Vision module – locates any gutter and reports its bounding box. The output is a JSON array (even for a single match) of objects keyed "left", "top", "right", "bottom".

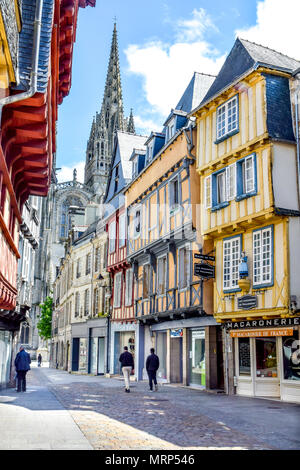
[{"left": 0, "top": 0, "right": 43, "bottom": 128}]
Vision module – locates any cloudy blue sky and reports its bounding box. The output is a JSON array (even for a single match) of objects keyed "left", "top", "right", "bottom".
[{"left": 56, "top": 0, "right": 299, "bottom": 182}]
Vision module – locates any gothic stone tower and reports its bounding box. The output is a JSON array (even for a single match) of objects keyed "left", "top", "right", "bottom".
[{"left": 84, "top": 23, "right": 135, "bottom": 200}]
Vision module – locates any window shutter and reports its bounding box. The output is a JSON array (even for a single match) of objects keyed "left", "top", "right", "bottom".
[
  {"left": 245, "top": 156, "right": 254, "bottom": 193},
  {"left": 125, "top": 269, "right": 133, "bottom": 306},
  {"left": 109, "top": 221, "right": 116, "bottom": 253},
  {"left": 204, "top": 176, "right": 212, "bottom": 209},
  {"left": 226, "top": 163, "right": 236, "bottom": 201}
]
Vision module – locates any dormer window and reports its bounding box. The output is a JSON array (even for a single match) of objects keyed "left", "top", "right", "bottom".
[
  {"left": 114, "top": 165, "right": 119, "bottom": 192},
  {"left": 132, "top": 157, "right": 138, "bottom": 178},
  {"left": 147, "top": 141, "right": 154, "bottom": 162},
  {"left": 167, "top": 118, "right": 176, "bottom": 140}
]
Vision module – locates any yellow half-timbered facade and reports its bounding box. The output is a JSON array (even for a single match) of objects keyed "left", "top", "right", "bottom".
[
  {"left": 125, "top": 73, "right": 225, "bottom": 390},
  {"left": 193, "top": 38, "right": 300, "bottom": 402}
]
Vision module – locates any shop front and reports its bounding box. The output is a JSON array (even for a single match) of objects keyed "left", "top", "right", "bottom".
[
  {"left": 0, "top": 330, "right": 13, "bottom": 389},
  {"left": 71, "top": 318, "right": 107, "bottom": 374},
  {"left": 226, "top": 317, "right": 300, "bottom": 403},
  {"left": 109, "top": 321, "right": 140, "bottom": 377},
  {"left": 150, "top": 317, "right": 223, "bottom": 390}
]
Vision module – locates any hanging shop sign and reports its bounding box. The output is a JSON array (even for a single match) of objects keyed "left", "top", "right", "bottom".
[
  {"left": 194, "top": 262, "right": 215, "bottom": 279},
  {"left": 230, "top": 328, "right": 294, "bottom": 338},
  {"left": 194, "top": 253, "right": 215, "bottom": 262},
  {"left": 237, "top": 295, "right": 258, "bottom": 310},
  {"left": 171, "top": 329, "right": 183, "bottom": 338},
  {"left": 225, "top": 317, "right": 300, "bottom": 330}
]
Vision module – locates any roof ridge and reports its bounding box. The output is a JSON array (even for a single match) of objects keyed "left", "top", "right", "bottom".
[
  {"left": 194, "top": 71, "right": 217, "bottom": 78},
  {"left": 239, "top": 37, "right": 300, "bottom": 64}
]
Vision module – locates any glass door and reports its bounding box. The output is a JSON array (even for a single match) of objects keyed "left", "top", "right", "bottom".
[
  {"left": 254, "top": 337, "right": 280, "bottom": 397},
  {"left": 97, "top": 337, "right": 105, "bottom": 375},
  {"left": 189, "top": 329, "right": 206, "bottom": 388}
]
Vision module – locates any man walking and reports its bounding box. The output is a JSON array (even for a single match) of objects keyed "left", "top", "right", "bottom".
[
  {"left": 37, "top": 353, "right": 42, "bottom": 367},
  {"left": 119, "top": 346, "right": 134, "bottom": 393},
  {"left": 14, "top": 346, "right": 31, "bottom": 392},
  {"left": 146, "top": 348, "right": 159, "bottom": 392}
]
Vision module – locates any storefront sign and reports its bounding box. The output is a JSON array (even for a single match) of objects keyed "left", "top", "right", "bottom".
[
  {"left": 225, "top": 317, "right": 300, "bottom": 330},
  {"left": 237, "top": 295, "right": 258, "bottom": 310},
  {"left": 194, "top": 253, "right": 215, "bottom": 262},
  {"left": 230, "top": 328, "right": 294, "bottom": 338},
  {"left": 171, "top": 329, "right": 183, "bottom": 337},
  {"left": 194, "top": 262, "right": 215, "bottom": 279}
]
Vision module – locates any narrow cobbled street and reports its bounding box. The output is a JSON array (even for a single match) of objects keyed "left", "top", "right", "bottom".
[{"left": 0, "top": 364, "right": 299, "bottom": 450}]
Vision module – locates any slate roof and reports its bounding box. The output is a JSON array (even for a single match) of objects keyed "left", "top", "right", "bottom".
[
  {"left": 104, "top": 131, "right": 147, "bottom": 206},
  {"left": 199, "top": 38, "right": 300, "bottom": 108},
  {"left": 13, "top": 0, "right": 54, "bottom": 93},
  {"left": 175, "top": 72, "right": 216, "bottom": 113},
  {"left": 116, "top": 132, "right": 147, "bottom": 180}
]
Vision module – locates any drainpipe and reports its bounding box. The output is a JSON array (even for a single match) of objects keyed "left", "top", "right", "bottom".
[
  {"left": 0, "top": 0, "right": 44, "bottom": 127},
  {"left": 183, "top": 121, "right": 196, "bottom": 161}
]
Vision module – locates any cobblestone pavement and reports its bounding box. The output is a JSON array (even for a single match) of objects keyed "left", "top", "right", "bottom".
[
  {"left": 4, "top": 366, "right": 299, "bottom": 451},
  {"left": 35, "top": 368, "right": 279, "bottom": 450}
]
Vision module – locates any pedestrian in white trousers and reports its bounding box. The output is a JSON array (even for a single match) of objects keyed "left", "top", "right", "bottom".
[{"left": 119, "top": 346, "right": 134, "bottom": 393}]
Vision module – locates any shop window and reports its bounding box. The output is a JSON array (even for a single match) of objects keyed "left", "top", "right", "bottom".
[
  {"left": 238, "top": 338, "right": 251, "bottom": 376},
  {"left": 282, "top": 331, "right": 300, "bottom": 381},
  {"left": 256, "top": 337, "right": 277, "bottom": 378}
]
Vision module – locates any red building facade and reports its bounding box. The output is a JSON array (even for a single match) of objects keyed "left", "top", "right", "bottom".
[{"left": 0, "top": 0, "right": 95, "bottom": 388}]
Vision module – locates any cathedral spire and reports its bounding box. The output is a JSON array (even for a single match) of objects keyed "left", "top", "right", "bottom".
[
  {"left": 84, "top": 23, "right": 131, "bottom": 200},
  {"left": 127, "top": 108, "right": 135, "bottom": 134}
]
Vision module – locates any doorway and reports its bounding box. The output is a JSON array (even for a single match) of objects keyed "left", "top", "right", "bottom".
[
  {"left": 170, "top": 337, "right": 182, "bottom": 383},
  {"left": 235, "top": 336, "right": 280, "bottom": 397},
  {"left": 97, "top": 337, "right": 105, "bottom": 374}
]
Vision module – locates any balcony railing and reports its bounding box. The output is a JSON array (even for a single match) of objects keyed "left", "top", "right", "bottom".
[{"left": 135, "top": 280, "right": 202, "bottom": 318}]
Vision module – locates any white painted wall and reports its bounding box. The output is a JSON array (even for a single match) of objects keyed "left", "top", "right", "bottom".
[{"left": 272, "top": 143, "right": 299, "bottom": 211}]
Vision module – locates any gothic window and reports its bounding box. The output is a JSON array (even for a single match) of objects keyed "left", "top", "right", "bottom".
[{"left": 59, "top": 196, "right": 84, "bottom": 240}]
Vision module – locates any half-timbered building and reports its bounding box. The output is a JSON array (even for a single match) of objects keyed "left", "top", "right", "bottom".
[
  {"left": 105, "top": 131, "right": 147, "bottom": 377},
  {"left": 125, "top": 73, "right": 225, "bottom": 389},
  {"left": 192, "top": 38, "right": 300, "bottom": 402}
]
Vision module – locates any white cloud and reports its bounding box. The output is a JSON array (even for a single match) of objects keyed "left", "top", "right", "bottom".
[
  {"left": 56, "top": 161, "right": 85, "bottom": 183},
  {"left": 236, "top": 0, "right": 300, "bottom": 60},
  {"left": 175, "top": 8, "right": 218, "bottom": 42},
  {"left": 134, "top": 115, "right": 163, "bottom": 136},
  {"left": 126, "top": 43, "right": 223, "bottom": 118}
]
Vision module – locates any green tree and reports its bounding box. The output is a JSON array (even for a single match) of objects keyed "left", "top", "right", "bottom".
[{"left": 37, "top": 296, "right": 53, "bottom": 340}]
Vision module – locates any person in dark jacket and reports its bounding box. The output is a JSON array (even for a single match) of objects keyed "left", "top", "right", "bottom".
[
  {"left": 119, "top": 346, "right": 134, "bottom": 393},
  {"left": 37, "top": 354, "right": 42, "bottom": 367},
  {"left": 14, "top": 346, "right": 31, "bottom": 392},
  {"left": 146, "top": 348, "right": 159, "bottom": 392}
]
